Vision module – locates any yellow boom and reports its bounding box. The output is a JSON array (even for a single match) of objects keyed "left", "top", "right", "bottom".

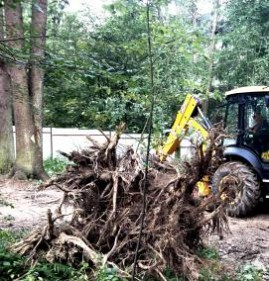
[
  {"left": 158, "top": 94, "right": 209, "bottom": 161},
  {"left": 158, "top": 93, "right": 211, "bottom": 196}
]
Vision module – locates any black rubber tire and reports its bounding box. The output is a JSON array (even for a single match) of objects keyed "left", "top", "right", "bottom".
[{"left": 211, "top": 161, "right": 261, "bottom": 217}]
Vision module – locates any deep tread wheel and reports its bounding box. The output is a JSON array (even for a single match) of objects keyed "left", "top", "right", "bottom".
[{"left": 212, "top": 161, "right": 260, "bottom": 217}]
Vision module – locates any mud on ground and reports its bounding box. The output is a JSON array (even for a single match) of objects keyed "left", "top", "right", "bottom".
[{"left": 1, "top": 180, "right": 269, "bottom": 275}]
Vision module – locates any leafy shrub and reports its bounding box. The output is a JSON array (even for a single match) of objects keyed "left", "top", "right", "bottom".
[
  {"left": 0, "top": 230, "right": 90, "bottom": 281},
  {"left": 0, "top": 246, "right": 91, "bottom": 281},
  {"left": 43, "top": 158, "right": 68, "bottom": 176},
  {"left": 0, "top": 249, "right": 89, "bottom": 281},
  {"left": 0, "top": 229, "right": 29, "bottom": 249}
]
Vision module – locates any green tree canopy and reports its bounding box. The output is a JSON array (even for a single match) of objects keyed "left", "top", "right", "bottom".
[
  {"left": 44, "top": 0, "right": 211, "bottom": 132},
  {"left": 217, "top": 0, "right": 269, "bottom": 86}
]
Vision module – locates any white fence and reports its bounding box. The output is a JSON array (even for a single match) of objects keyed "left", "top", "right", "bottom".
[
  {"left": 12, "top": 127, "right": 193, "bottom": 160},
  {"left": 41, "top": 128, "right": 145, "bottom": 159}
]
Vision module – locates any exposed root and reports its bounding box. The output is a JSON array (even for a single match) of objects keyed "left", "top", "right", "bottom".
[{"left": 12, "top": 125, "right": 228, "bottom": 280}]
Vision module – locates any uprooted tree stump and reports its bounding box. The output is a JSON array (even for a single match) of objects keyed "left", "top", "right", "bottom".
[{"left": 11, "top": 125, "right": 229, "bottom": 280}]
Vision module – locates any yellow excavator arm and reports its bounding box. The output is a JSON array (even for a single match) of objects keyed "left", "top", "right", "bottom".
[
  {"left": 157, "top": 93, "right": 212, "bottom": 196},
  {"left": 158, "top": 94, "right": 210, "bottom": 161}
]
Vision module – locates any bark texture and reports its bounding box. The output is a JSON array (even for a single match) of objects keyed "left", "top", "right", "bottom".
[
  {"left": 0, "top": 7, "right": 15, "bottom": 174},
  {"left": 0, "top": 67, "right": 14, "bottom": 174},
  {"left": 5, "top": 0, "right": 37, "bottom": 176},
  {"left": 4, "top": 0, "right": 48, "bottom": 179},
  {"left": 29, "top": 0, "right": 48, "bottom": 179}
]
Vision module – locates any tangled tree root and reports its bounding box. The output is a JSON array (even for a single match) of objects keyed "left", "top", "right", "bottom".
[{"left": 12, "top": 125, "right": 228, "bottom": 280}]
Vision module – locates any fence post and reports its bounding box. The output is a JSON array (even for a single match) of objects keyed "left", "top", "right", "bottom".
[{"left": 50, "top": 127, "right": 53, "bottom": 159}]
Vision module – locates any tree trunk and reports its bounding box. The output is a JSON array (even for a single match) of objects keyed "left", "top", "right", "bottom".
[
  {"left": 0, "top": 7, "right": 15, "bottom": 174},
  {"left": 4, "top": 0, "right": 39, "bottom": 178},
  {"left": 0, "top": 66, "right": 15, "bottom": 174},
  {"left": 0, "top": 63, "right": 15, "bottom": 174},
  {"left": 203, "top": 0, "right": 220, "bottom": 114},
  {"left": 29, "top": 0, "right": 48, "bottom": 180}
]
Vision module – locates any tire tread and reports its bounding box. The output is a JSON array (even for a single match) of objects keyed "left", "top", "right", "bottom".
[{"left": 212, "top": 161, "right": 260, "bottom": 217}]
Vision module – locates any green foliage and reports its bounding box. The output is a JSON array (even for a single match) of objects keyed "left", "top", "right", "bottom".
[
  {"left": 216, "top": 0, "right": 269, "bottom": 86},
  {"left": 0, "top": 229, "right": 89, "bottom": 281},
  {"left": 0, "top": 230, "right": 117, "bottom": 281},
  {"left": 236, "top": 264, "right": 263, "bottom": 281},
  {"left": 195, "top": 247, "right": 237, "bottom": 281},
  {"left": 141, "top": 267, "right": 185, "bottom": 281},
  {"left": 44, "top": 0, "right": 211, "bottom": 132},
  {"left": 0, "top": 229, "right": 28, "bottom": 249},
  {"left": 162, "top": 268, "right": 185, "bottom": 281},
  {"left": 0, "top": 247, "right": 27, "bottom": 281},
  {"left": 0, "top": 229, "right": 27, "bottom": 280},
  {"left": 43, "top": 158, "right": 67, "bottom": 176},
  {"left": 196, "top": 246, "right": 220, "bottom": 260},
  {"left": 96, "top": 266, "right": 126, "bottom": 281},
  {"left": 0, "top": 249, "right": 89, "bottom": 281},
  {"left": 196, "top": 249, "right": 264, "bottom": 281},
  {"left": 199, "top": 268, "right": 233, "bottom": 281}
]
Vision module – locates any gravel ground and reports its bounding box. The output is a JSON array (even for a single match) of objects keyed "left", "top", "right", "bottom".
[
  {"left": 0, "top": 180, "right": 64, "bottom": 230},
  {"left": 208, "top": 202, "right": 269, "bottom": 278}
]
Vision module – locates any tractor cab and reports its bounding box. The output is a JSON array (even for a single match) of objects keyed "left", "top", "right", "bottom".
[{"left": 225, "top": 86, "right": 269, "bottom": 162}]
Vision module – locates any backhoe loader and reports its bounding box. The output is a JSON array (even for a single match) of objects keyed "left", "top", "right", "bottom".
[{"left": 158, "top": 86, "right": 269, "bottom": 217}]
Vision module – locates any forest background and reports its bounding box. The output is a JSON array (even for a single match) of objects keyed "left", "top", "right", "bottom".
[{"left": 0, "top": 0, "right": 268, "bottom": 179}]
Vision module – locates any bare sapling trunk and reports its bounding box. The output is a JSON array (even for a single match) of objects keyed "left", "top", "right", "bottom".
[
  {"left": 203, "top": 0, "right": 220, "bottom": 114},
  {"left": 29, "top": 0, "right": 48, "bottom": 180},
  {"left": 5, "top": 0, "right": 38, "bottom": 178}
]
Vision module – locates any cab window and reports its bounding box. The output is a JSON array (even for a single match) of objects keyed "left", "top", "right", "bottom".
[{"left": 223, "top": 103, "right": 238, "bottom": 146}]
